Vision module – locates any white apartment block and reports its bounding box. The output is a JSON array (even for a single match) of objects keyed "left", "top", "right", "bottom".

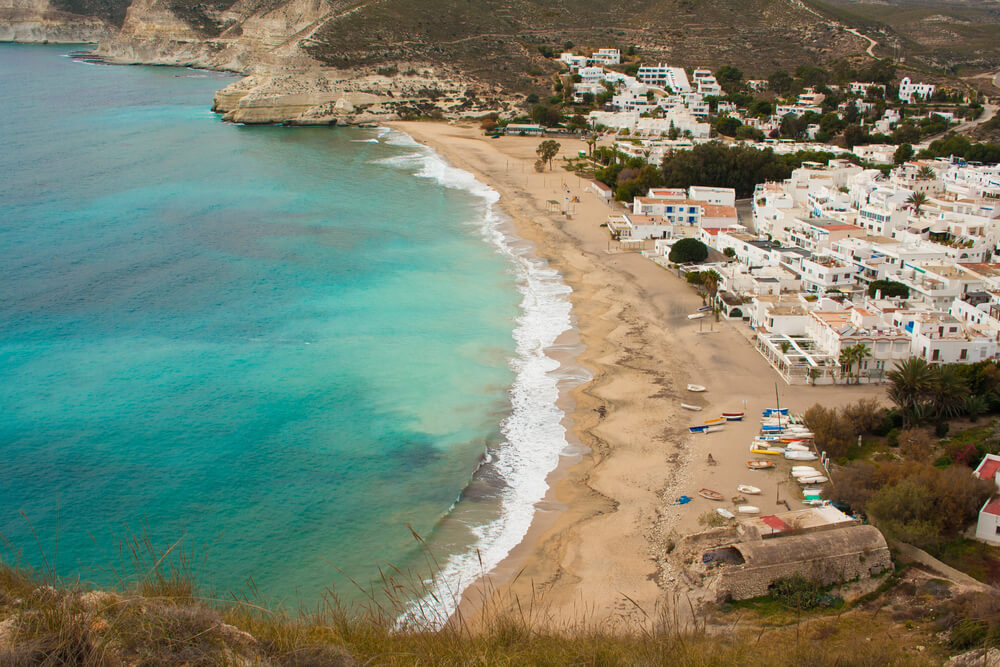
[
  {"left": 898, "top": 77, "right": 935, "bottom": 104},
  {"left": 891, "top": 309, "right": 996, "bottom": 363},
  {"left": 591, "top": 48, "right": 621, "bottom": 65},
  {"left": 799, "top": 256, "right": 856, "bottom": 293},
  {"left": 635, "top": 64, "right": 692, "bottom": 92}
]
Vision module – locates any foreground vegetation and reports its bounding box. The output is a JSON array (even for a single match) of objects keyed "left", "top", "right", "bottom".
[{"left": 0, "top": 559, "right": 956, "bottom": 665}]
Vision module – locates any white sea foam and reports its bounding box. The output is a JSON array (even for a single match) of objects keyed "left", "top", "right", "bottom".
[
  {"left": 376, "top": 129, "right": 576, "bottom": 628},
  {"left": 351, "top": 138, "right": 380, "bottom": 143}
]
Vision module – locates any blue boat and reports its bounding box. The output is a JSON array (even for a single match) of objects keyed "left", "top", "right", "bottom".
[
  {"left": 762, "top": 408, "right": 789, "bottom": 417},
  {"left": 689, "top": 425, "right": 709, "bottom": 433},
  {"left": 761, "top": 425, "right": 785, "bottom": 432}
]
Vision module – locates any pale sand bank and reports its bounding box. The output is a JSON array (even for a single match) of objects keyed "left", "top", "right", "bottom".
[{"left": 388, "top": 121, "right": 884, "bottom": 628}]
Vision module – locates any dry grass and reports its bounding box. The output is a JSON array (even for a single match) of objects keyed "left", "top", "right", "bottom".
[{"left": 0, "top": 526, "right": 944, "bottom": 665}]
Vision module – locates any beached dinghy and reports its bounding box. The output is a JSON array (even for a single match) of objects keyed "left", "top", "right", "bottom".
[
  {"left": 699, "top": 488, "right": 725, "bottom": 501},
  {"left": 722, "top": 412, "right": 744, "bottom": 421},
  {"left": 785, "top": 443, "right": 810, "bottom": 452},
  {"left": 737, "top": 505, "right": 760, "bottom": 515},
  {"left": 737, "top": 484, "right": 761, "bottom": 495},
  {"left": 762, "top": 408, "right": 789, "bottom": 417},
  {"left": 716, "top": 507, "right": 735, "bottom": 519},
  {"left": 687, "top": 312, "right": 706, "bottom": 320},
  {"left": 680, "top": 403, "right": 702, "bottom": 411},
  {"left": 704, "top": 417, "right": 727, "bottom": 425},
  {"left": 791, "top": 467, "right": 819, "bottom": 477},
  {"left": 705, "top": 425, "right": 725, "bottom": 433},
  {"left": 747, "top": 460, "right": 775, "bottom": 470},
  {"left": 688, "top": 425, "right": 709, "bottom": 434},
  {"left": 687, "top": 384, "right": 707, "bottom": 392},
  {"left": 798, "top": 475, "right": 828, "bottom": 484},
  {"left": 750, "top": 448, "right": 783, "bottom": 456},
  {"left": 697, "top": 305, "right": 712, "bottom": 312},
  {"left": 785, "top": 451, "right": 818, "bottom": 461}
]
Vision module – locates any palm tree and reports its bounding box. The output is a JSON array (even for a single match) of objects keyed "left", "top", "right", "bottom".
[
  {"left": 839, "top": 348, "right": 854, "bottom": 383},
  {"left": 917, "top": 165, "right": 935, "bottom": 180},
  {"left": 930, "top": 365, "right": 970, "bottom": 419},
  {"left": 780, "top": 341, "right": 792, "bottom": 355},
  {"left": 851, "top": 343, "right": 872, "bottom": 383},
  {"left": 886, "top": 357, "right": 936, "bottom": 425},
  {"left": 807, "top": 367, "right": 822, "bottom": 386},
  {"left": 906, "top": 191, "right": 928, "bottom": 216}
]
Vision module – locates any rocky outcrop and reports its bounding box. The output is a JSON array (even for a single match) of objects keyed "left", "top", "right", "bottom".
[
  {"left": 0, "top": 0, "right": 115, "bottom": 42},
  {"left": 210, "top": 67, "right": 511, "bottom": 125}
]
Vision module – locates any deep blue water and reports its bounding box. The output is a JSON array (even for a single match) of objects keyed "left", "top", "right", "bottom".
[{"left": 0, "top": 44, "right": 533, "bottom": 606}]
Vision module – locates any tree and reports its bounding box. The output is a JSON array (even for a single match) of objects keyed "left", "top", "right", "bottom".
[
  {"left": 906, "top": 191, "right": 928, "bottom": 215},
  {"left": 668, "top": 238, "right": 708, "bottom": 264},
  {"left": 893, "top": 143, "right": 914, "bottom": 165},
  {"left": 723, "top": 247, "right": 736, "bottom": 259},
  {"left": 714, "top": 116, "right": 741, "bottom": 137},
  {"left": 535, "top": 139, "right": 561, "bottom": 171},
  {"left": 804, "top": 403, "right": 857, "bottom": 458},
  {"left": 930, "top": 365, "right": 970, "bottom": 419},
  {"left": 887, "top": 358, "right": 936, "bottom": 426},
  {"left": 531, "top": 104, "right": 563, "bottom": 127},
  {"left": 768, "top": 70, "right": 793, "bottom": 95},
  {"left": 807, "top": 367, "right": 822, "bottom": 385},
  {"left": 917, "top": 165, "right": 936, "bottom": 180},
  {"left": 867, "top": 280, "right": 909, "bottom": 299},
  {"left": 714, "top": 65, "right": 743, "bottom": 95},
  {"left": 851, "top": 343, "right": 872, "bottom": 382}
]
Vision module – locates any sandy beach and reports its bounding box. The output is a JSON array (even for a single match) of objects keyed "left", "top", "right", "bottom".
[{"left": 389, "top": 120, "right": 885, "bottom": 629}]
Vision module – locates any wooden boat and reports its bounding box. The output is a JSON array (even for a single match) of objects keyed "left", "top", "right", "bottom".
[
  {"left": 722, "top": 412, "right": 744, "bottom": 421},
  {"left": 785, "top": 451, "right": 818, "bottom": 461},
  {"left": 688, "top": 425, "right": 708, "bottom": 434},
  {"left": 687, "top": 384, "right": 707, "bottom": 392},
  {"left": 737, "top": 484, "right": 761, "bottom": 495},
  {"left": 687, "top": 312, "right": 706, "bottom": 320},
  {"left": 680, "top": 403, "right": 702, "bottom": 411},
  {"left": 716, "top": 507, "right": 735, "bottom": 519},
  {"left": 747, "top": 460, "right": 775, "bottom": 470},
  {"left": 704, "top": 417, "right": 726, "bottom": 425},
  {"left": 737, "top": 505, "right": 760, "bottom": 515},
  {"left": 698, "top": 488, "right": 724, "bottom": 501}
]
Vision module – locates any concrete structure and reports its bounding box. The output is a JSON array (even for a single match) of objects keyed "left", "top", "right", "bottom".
[{"left": 703, "top": 525, "right": 892, "bottom": 601}]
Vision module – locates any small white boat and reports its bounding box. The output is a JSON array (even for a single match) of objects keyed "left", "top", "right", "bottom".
[
  {"left": 784, "top": 451, "right": 817, "bottom": 461},
  {"left": 705, "top": 425, "right": 725, "bottom": 433},
  {"left": 687, "top": 384, "right": 707, "bottom": 392},
  {"left": 687, "top": 313, "right": 706, "bottom": 320},
  {"left": 716, "top": 507, "right": 735, "bottom": 519},
  {"left": 737, "top": 505, "right": 760, "bottom": 515},
  {"left": 798, "top": 475, "right": 828, "bottom": 484},
  {"left": 802, "top": 486, "right": 823, "bottom": 496},
  {"left": 680, "top": 403, "right": 702, "bottom": 411},
  {"left": 785, "top": 443, "right": 810, "bottom": 452},
  {"left": 737, "top": 484, "right": 761, "bottom": 495},
  {"left": 803, "top": 499, "right": 828, "bottom": 506},
  {"left": 790, "top": 467, "right": 819, "bottom": 477}
]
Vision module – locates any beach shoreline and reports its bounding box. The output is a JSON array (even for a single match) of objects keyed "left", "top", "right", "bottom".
[{"left": 387, "top": 120, "right": 885, "bottom": 628}]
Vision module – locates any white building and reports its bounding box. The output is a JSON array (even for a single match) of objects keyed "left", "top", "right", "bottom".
[
  {"left": 591, "top": 48, "right": 621, "bottom": 65},
  {"left": 559, "top": 53, "right": 589, "bottom": 70},
  {"left": 898, "top": 77, "right": 935, "bottom": 104},
  {"left": 635, "top": 64, "right": 692, "bottom": 93},
  {"left": 975, "top": 456, "right": 1000, "bottom": 545}
]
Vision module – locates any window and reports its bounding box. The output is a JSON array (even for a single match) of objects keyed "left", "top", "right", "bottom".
[
  {"left": 995, "top": 524, "right": 1000, "bottom": 536},
  {"left": 961, "top": 349, "right": 967, "bottom": 360},
  {"left": 932, "top": 349, "right": 940, "bottom": 361}
]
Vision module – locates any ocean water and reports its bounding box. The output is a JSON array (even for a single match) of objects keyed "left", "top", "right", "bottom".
[{"left": 0, "top": 43, "right": 574, "bottom": 615}]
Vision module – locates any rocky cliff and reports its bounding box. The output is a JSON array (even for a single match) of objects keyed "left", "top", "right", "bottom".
[{"left": 0, "top": 0, "right": 115, "bottom": 42}]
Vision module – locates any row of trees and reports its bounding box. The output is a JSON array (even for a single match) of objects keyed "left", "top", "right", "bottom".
[{"left": 887, "top": 358, "right": 1000, "bottom": 426}]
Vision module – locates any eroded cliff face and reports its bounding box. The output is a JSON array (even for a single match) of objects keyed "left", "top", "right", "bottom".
[{"left": 0, "top": 0, "right": 115, "bottom": 42}]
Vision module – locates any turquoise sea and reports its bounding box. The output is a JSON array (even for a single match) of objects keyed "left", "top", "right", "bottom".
[{"left": 0, "top": 44, "right": 574, "bottom": 617}]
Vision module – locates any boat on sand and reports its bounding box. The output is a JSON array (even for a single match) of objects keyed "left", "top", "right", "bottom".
[
  {"left": 747, "top": 460, "right": 775, "bottom": 470},
  {"left": 698, "top": 488, "right": 725, "bottom": 501},
  {"left": 737, "top": 505, "right": 760, "bottom": 515},
  {"left": 687, "top": 313, "right": 705, "bottom": 320},
  {"left": 680, "top": 403, "right": 702, "bottom": 411},
  {"left": 687, "top": 384, "right": 707, "bottom": 392},
  {"left": 716, "top": 507, "right": 735, "bottom": 519},
  {"left": 737, "top": 484, "right": 761, "bottom": 495}
]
